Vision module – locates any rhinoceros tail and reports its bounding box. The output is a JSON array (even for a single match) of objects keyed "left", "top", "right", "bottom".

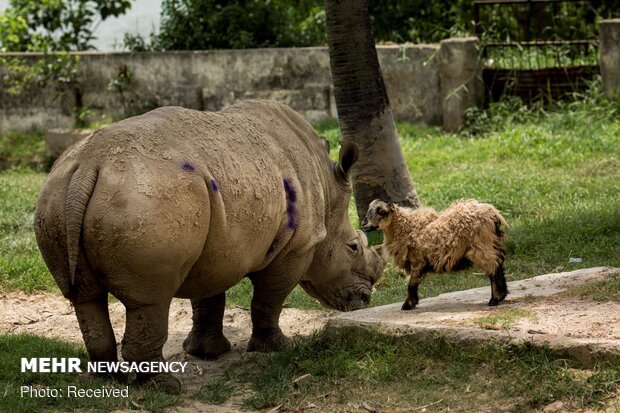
[{"left": 65, "top": 167, "right": 98, "bottom": 287}]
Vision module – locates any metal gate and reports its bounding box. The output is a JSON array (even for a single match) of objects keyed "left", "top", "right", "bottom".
[{"left": 473, "top": 0, "right": 604, "bottom": 104}]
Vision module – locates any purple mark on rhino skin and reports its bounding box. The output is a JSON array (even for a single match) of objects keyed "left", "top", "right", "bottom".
[
  {"left": 182, "top": 162, "right": 195, "bottom": 172},
  {"left": 210, "top": 179, "right": 219, "bottom": 192},
  {"left": 283, "top": 178, "right": 298, "bottom": 231}
]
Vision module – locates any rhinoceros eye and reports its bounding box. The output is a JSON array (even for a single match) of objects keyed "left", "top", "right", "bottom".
[{"left": 346, "top": 240, "right": 359, "bottom": 254}]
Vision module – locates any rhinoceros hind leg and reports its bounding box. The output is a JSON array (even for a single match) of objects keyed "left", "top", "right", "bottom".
[
  {"left": 183, "top": 293, "right": 231, "bottom": 358},
  {"left": 74, "top": 294, "right": 118, "bottom": 366},
  {"left": 121, "top": 301, "right": 181, "bottom": 394}
]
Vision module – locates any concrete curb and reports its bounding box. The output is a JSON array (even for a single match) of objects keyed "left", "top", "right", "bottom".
[{"left": 327, "top": 267, "right": 620, "bottom": 368}]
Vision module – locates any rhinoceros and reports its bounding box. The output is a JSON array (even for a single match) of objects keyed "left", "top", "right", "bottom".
[{"left": 34, "top": 100, "right": 386, "bottom": 392}]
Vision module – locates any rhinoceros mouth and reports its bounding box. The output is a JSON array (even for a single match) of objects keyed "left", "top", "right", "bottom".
[{"left": 299, "top": 280, "right": 371, "bottom": 312}]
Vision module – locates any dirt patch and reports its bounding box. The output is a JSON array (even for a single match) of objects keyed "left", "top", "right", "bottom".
[
  {"left": 453, "top": 297, "right": 620, "bottom": 341},
  {"left": 0, "top": 291, "right": 331, "bottom": 412}
]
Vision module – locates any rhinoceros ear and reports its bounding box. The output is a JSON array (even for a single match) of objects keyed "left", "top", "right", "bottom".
[{"left": 335, "top": 141, "right": 359, "bottom": 183}]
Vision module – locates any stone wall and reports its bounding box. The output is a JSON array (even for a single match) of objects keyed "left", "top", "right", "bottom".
[
  {"left": 600, "top": 19, "right": 620, "bottom": 99},
  {"left": 0, "top": 45, "right": 444, "bottom": 132}
]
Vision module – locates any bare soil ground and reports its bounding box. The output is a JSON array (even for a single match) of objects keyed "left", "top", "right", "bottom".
[{"left": 455, "top": 296, "right": 620, "bottom": 341}]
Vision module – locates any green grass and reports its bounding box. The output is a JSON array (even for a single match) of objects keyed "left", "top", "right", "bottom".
[
  {"left": 560, "top": 271, "right": 620, "bottom": 303},
  {"left": 233, "top": 329, "right": 620, "bottom": 412},
  {"left": 0, "top": 167, "right": 52, "bottom": 291},
  {"left": 0, "top": 334, "right": 180, "bottom": 413},
  {"left": 194, "top": 375, "right": 236, "bottom": 405},
  {"left": 474, "top": 308, "right": 537, "bottom": 330},
  {"left": 0, "top": 131, "right": 46, "bottom": 172}
]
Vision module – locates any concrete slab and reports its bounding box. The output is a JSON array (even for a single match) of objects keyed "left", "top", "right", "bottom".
[{"left": 327, "top": 267, "right": 620, "bottom": 367}]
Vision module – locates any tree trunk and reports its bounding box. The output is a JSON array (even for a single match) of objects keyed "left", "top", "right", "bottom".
[{"left": 324, "top": 0, "right": 420, "bottom": 220}]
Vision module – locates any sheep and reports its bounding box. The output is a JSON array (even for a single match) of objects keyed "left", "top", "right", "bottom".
[{"left": 361, "top": 199, "right": 509, "bottom": 310}]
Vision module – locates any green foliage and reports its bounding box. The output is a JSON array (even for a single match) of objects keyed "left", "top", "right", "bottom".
[
  {"left": 133, "top": 0, "right": 620, "bottom": 51},
  {"left": 367, "top": 0, "right": 472, "bottom": 44},
  {"left": 135, "top": 0, "right": 472, "bottom": 51},
  {"left": 0, "top": 0, "right": 132, "bottom": 52},
  {"left": 476, "top": 0, "right": 620, "bottom": 43},
  {"left": 131, "top": 0, "right": 325, "bottom": 51},
  {"left": 0, "top": 0, "right": 132, "bottom": 126}
]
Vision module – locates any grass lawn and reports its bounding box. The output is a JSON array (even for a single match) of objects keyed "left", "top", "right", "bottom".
[
  {"left": 0, "top": 334, "right": 180, "bottom": 412},
  {"left": 236, "top": 330, "right": 620, "bottom": 412},
  {"left": 1, "top": 91, "right": 619, "bottom": 411}
]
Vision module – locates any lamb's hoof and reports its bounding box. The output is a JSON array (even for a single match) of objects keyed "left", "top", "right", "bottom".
[
  {"left": 183, "top": 329, "right": 231, "bottom": 359},
  {"left": 488, "top": 297, "right": 500, "bottom": 306},
  {"left": 247, "top": 332, "right": 293, "bottom": 353},
  {"left": 401, "top": 300, "right": 417, "bottom": 311},
  {"left": 142, "top": 373, "right": 182, "bottom": 394}
]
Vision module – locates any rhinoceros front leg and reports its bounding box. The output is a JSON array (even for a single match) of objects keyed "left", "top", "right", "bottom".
[
  {"left": 246, "top": 253, "right": 312, "bottom": 353},
  {"left": 183, "top": 293, "right": 231, "bottom": 358},
  {"left": 121, "top": 301, "right": 181, "bottom": 394}
]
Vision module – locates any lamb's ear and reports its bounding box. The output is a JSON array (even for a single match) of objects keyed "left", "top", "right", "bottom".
[
  {"left": 387, "top": 202, "right": 396, "bottom": 211},
  {"left": 335, "top": 141, "right": 359, "bottom": 182}
]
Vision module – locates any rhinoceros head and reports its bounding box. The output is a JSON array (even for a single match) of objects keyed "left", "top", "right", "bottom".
[{"left": 300, "top": 142, "right": 387, "bottom": 311}]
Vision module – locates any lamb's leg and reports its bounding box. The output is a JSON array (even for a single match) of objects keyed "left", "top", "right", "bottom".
[
  {"left": 402, "top": 268, "right": 426, "bottom": 310},
  {"left": 183, "top": 293, "right": 231, "bottom": 358},
  {"left": 468, "top": 245, "right": 508, "bottom": 306},
  {"left": 488, "top": 258, "right": 509, "bottom": 306}
]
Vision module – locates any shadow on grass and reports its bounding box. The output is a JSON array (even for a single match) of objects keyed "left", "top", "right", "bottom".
[{"left": 0, "top": 334, "right": 180, "bottom": 413}]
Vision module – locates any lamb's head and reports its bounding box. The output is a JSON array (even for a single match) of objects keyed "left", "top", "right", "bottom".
[{"left": 361, "top": 199, "right": 396, "bottom": 232}]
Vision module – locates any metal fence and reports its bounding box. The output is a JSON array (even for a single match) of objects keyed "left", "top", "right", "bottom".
[{"left": 473, "top": 0, "right": 605, "bottom": 103}]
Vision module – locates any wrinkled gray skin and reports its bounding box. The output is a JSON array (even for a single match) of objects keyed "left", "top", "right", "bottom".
[{"left": 34, "top": 100, "right": 386, "bottom": 393}]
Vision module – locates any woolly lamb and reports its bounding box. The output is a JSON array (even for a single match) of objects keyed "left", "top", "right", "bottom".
[{"left": 361, "top": 199, "right": 509, "bottom": 310}]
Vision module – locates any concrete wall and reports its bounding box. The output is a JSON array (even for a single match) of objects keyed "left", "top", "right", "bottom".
[
  {"left": 439, "top": 37, "right": 483, "bottom": 133},
  {"left": 0, "top": 45, "right": 444, "bottom": 132},
  {"left": 600, "top": 19, "right": 620, "bottom": 99}
]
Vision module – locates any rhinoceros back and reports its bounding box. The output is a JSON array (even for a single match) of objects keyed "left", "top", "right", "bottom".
[{"left": 36, "top": 100, "right": 331, "bottom": 301}]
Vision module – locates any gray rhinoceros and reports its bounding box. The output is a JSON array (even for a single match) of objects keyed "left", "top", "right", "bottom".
[{"left": 34, "top": 100, "right": 386, "bottom": 392}]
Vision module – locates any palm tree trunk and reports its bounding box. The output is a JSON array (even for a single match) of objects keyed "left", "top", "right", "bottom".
[{"left": 324, "top": 0, "right": 420, "bottom": 219}]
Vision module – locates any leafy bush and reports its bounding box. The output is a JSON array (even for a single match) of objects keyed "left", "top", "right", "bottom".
[
  {"left": 136, "top": 0, "right": 325, "bottom": 51},
  {"left": 0, "top": 0, "right": 132, "bottom": 126},
  {"left": 128, "top": 0, "right": 473, "bottom": 51},
  {"left": 127, "top": 0, "right": 620, "bottom": 51}
]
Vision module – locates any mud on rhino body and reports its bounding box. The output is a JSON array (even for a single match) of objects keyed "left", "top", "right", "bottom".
[{"left": 34, "top": 100, "right": 386, "bottom": 392}]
